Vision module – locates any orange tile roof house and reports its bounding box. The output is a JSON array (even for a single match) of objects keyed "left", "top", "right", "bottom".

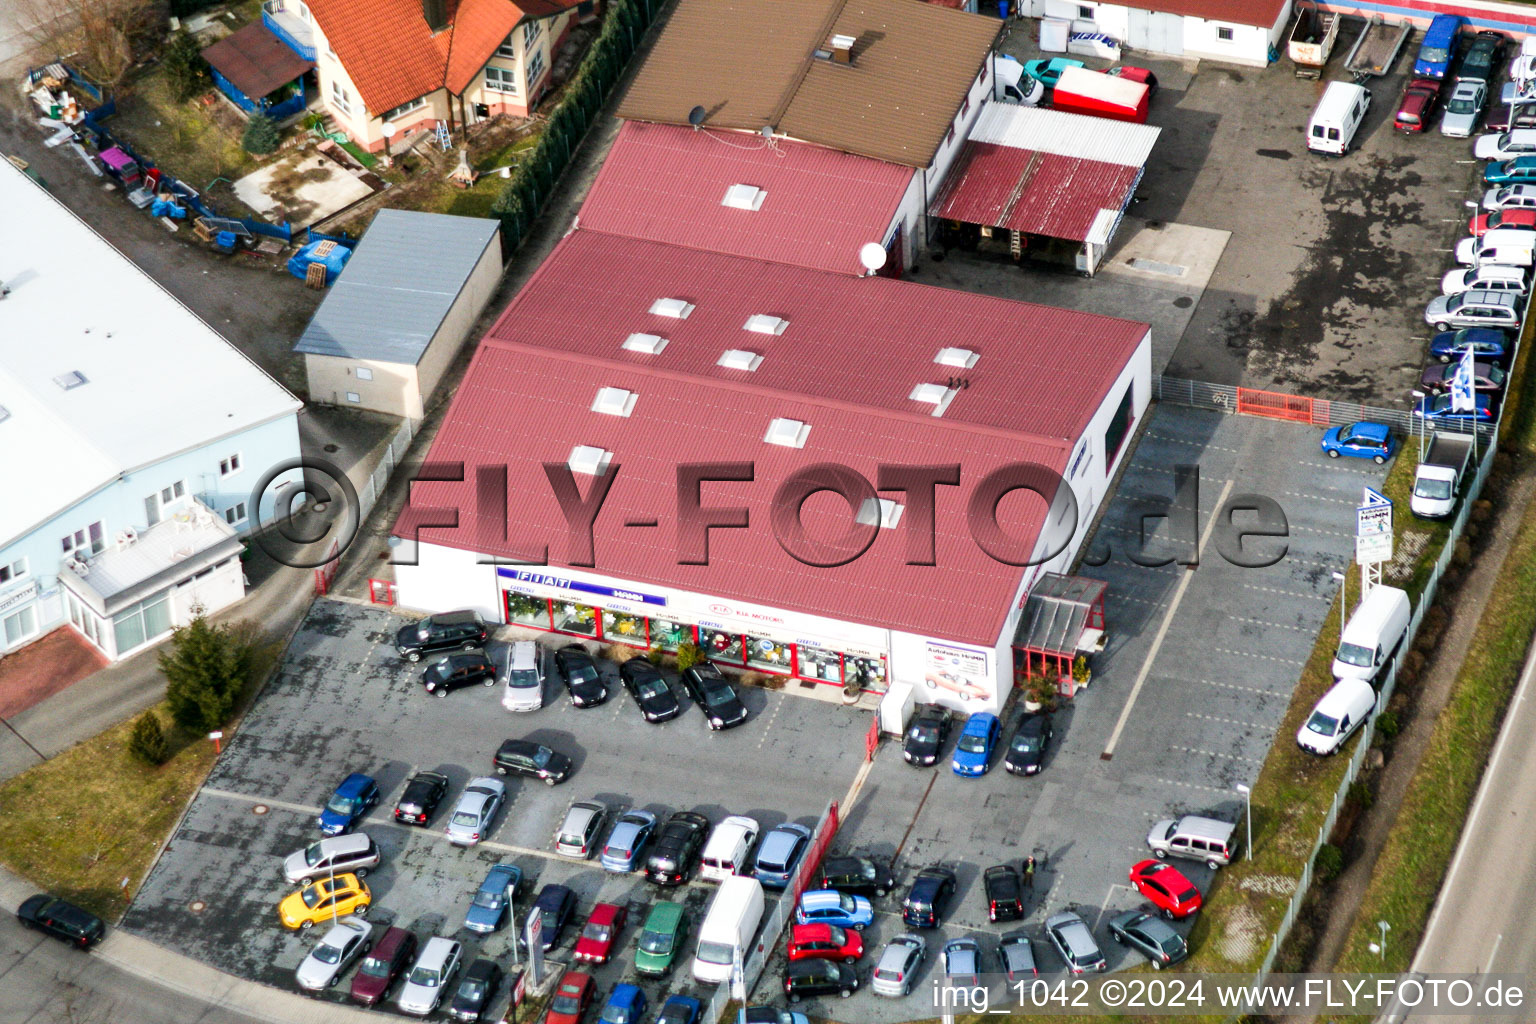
[{"left": 282, "top": 0, "right": 595, "bottom": 151}]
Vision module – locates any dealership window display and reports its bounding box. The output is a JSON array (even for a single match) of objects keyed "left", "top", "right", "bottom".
[
  {"left": 745, "top": 634, "right": 792, "bottom": 673},
  {"left": 797, "top": 647, "right": 843, "bottom": 683},
  {"left": 699, "top": 627, "right": 745, "bottom": 663},
  {"left": 604, "top": 609, "right": 647, "bottom": 646},
  {"left": 554, "top": 601, "right": 599, "bottom": 636},
  {"left": 649, "top": 619, "right": 691, "bottom": 651}
]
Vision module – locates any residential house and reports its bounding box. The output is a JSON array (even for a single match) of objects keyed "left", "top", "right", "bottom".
[{"left": 1016, "top": 0, "right": 1292, "bottom": 66}]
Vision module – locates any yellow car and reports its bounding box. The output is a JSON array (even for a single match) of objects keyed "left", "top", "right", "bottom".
[{"left": 278, "top": 873, "right": 371, "bottom": 930}]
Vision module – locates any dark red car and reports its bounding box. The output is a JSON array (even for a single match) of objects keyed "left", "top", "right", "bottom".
[
  {"left": 1106, "top": 64, "right": 1158, "bottom": 97},
  {"left": 1468, "top": 207, "right": 1536, "bottom": 235},
  {"left": 1394, "top": 77, "right": 1441, "bottom": 133},
  {"left": 1129, "top": 859, "right": 1203, "bottom": 919},
  {"left": 349, "top": 926, "right": 416, "bottom": 1007},
  {"left": 572, "top": 902, "right": 627, "bottom": 965},
  {"left": 787, "top": 922, "right": 864, "bottom": 963},
  {"left": 544, "top": 971, "right": 595, "bottom": 1024}
]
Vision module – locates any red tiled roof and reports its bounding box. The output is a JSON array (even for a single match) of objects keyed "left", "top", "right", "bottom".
[
  {"left": 201, "top": 23, "right": 314, "bottom": 101},
  {"left": 930, "top": 144, "right": 1140, "bottom": 241},
  {"left": 577, "top": 121, "right": 915, "bottom": 275},
  {"left": 1111, "top": 0, "right": 1286, "bottom": 28}
]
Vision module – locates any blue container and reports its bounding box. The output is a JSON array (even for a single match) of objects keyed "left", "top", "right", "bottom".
[{"left": 998, "top": 0, "right": 1009, "bottom": 17}]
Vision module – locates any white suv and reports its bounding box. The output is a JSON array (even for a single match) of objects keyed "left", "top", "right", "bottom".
[{"left": 1441, "top": 263, "right": 1528, "bottom": 296}]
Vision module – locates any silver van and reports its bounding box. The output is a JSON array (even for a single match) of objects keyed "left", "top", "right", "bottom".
[
  {"left": 1332, "top": 585, "right": 1411, "bottom": 684},
  {"left": 1146, "top": 815, "right": 1239, "bottom": 869},
  {"left": 1424, "top": 288, "right": 1522, "bottom": 331},
  {"left": 283, "top": 833, "right": 381, "bottom": 884},
  {"left": 501, "top": 641, "right": 545, "bottom": 712}
]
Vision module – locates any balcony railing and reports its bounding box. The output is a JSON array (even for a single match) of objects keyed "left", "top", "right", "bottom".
[{"left": 262, "top": 0, "right": 317, "bottom": 62}]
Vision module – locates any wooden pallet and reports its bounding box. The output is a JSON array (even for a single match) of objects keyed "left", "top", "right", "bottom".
[{"left": 305, "top": 262, "right": 328, "bottom": 289}]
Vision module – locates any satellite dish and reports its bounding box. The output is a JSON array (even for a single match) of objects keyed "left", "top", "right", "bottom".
[
  {"left": 761, "top": 124, "right": 774, "bottom": 139},
  {"left": 859, "top": 242, "right": 887, "bottom": 272},
  {"left": 687, "top": 105, "right": 707, "bottom": 127}
]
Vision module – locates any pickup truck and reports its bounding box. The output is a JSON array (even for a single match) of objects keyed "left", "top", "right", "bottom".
[{"left": 1410, "top": 431, "right": 1475, "bottom": 518}]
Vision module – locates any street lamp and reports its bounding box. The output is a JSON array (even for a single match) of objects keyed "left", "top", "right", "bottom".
[
  {"left": 1332, "top": 571, "right": 1347, "bottom": 644},
  {"left": 1373, "top": 920, "right": 1390, "bottom": 962},
  {"left": 1235, "top": 783, "right": 1252, "bottom": 861},
  {"left": 381, "top": 121, "right": 397, "bottom": 168},
  {"left": 1411, "top": 390, "right": 1428, "bottom": 462}
]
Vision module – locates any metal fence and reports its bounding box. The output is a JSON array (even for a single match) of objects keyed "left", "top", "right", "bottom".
[{"left": 356, "top": 417, "right": 416, "bottom": 524}]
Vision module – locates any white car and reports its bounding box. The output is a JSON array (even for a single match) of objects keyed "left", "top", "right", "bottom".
[
  {"left": 1482, "top": 183, "right": 1536, "bottom": 211},
  {"left": 443, "top": 778, "right": 506, "bottom": 846},
  {"left": 294, "top": 918, "right": 371, "bottom": 992},
  {"left": 1441, "top": 263, "right": 1528, "bottom": 296},
  {"left": 1474, "top": 127, "right": 1536, "bottom": 160},
  {"left": 397, "top": 936, "right": 462, "bottom": 1016}
]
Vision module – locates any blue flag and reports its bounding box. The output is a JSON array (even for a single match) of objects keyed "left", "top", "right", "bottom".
[{"left": 1450, "top": 346, "right": 1477, "bottom": 413}]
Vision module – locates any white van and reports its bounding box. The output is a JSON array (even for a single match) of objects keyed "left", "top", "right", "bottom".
[
  {"left": 1457, "top": 238, "right": 1536, "bottom": 268},
  {"left": 1331, "top": 585, "right": 1411, "bottom": 684},
  {"left": 1307, "top": 82, "right": 1371, "bottom": 155},
  {"left": 501, "top": 641, "right": 545, "bottom": 712},
  {"left": 691, "top": 876, "right": 765, "bottom": 983},
  {"left": 1297, "top": 678, "right": 1376, "bottom": 755},
  {"left": 700, "top": 815, "right": 759, "bottom": 882}
]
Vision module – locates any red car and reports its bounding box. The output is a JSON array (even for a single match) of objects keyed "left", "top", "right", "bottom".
[
  {"left": 544, "top": 971, "right": 595, "bottom": 1024},
  {"left": 1129, "top": 859, "right": 1203, "bottom": 919},
  {"left": 349, "top": 926, "right": 415, "bottom": 1007},
  {"left": 787, "top": 922, "right": 864, "bottom": 963},
  {"left": 572, "top": 902, "right": 627, "bottom": 964},
  {"left": 1106, "top": 64, "right": 1158, "bottom": 97},
  {"left": 1394, "top": 77, "right": 1441, "bottom": 133},
  {"left": 1469, "top": 207, "right": 1536, "bottom": 235}
]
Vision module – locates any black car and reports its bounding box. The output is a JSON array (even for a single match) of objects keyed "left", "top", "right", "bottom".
[
  {"left": 1003, "top": 713, "right": 1053, "bottom": 776},
  {"left": 493, "top": 738, "right": 572, "bottom": 785},
  {"left": 984, "top": 864, "right": 1025, "bottom": 922},
  {"left": 679, "top": 663, "right": 749, "bottom": 729},
  {"left": 531, "top": 884, "right": 576, "bottom": 951},
  {"left": 784, "top": 959, "right": 858, "bottom": 1002},
  {"left": 16, "top": 894, "right": 105, "bottom": 949},
  {"left": 645, "top": 810, "right": 711, "bottom": 885},
  {"left": 1459, "top": 30, "right": 1507, "bottom": 84},
  {"left": 555, "top": 645, "right": 609, "bottom": 707},
  {"left": 394, "top": 769, "right": 450, "bottom": 825},
  {"left": 422, "top": 652, "right": 496, "bottom": 696},
  {"left": 619, "top": 658, "right": 682, "bottom": 722},
  {"left": 902, "top": 706, "right": 951, "bottom": 766},
  {"left": 901, "top": 866, "right": 957, "bottom": 929},
  {"left": 395, "top": 610, "right": 487, "bottom": 662},
  {"left": 447, "top": 958, "right": 502, "bottom": 1022},
  {"left": 816, "top": 856, "right": 895, "bottom": 898}
]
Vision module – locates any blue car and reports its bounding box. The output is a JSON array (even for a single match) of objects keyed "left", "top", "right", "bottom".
[
  {"left": 600, "top": 809, "right": 657, "bottom": 873},
  {"left": 656, "top": 996, "right": 702, "bottom": 1024},
  {"left": 753, "top": 822, "right": 813, "bottom": 890},
  {"left": 464, "top": 862, "right": 523, "bottom": 933},
  {"left": 317, "top": 773, "right": 379, "bottom": 836},
  {"left": 1413, "top": 13, "right": 1465, "bottom": 79},
  {"left": 1485, "top": 156, "right": 1536, "bottom": 184},
  {"left": 951, "top": 712, "right": 1000, "bottom": 777},
  {"left": 1429, "top": 327, "right": 1511, "bottom": 364},
  {"left": 1022, "top": 57, "right": 1083, "bottom": 88},
  {"left": 598, "top": 984, "right": 647, "bottom": 1024},
  {"left": 795, "top": 889, "right": 874, "bottom": 931},
  {"left": 1320, "top": 422, "right": 1396, "bottom": 464},
  {"left": 1414, "top": 393, "right": 1495, "bottom": 421}
]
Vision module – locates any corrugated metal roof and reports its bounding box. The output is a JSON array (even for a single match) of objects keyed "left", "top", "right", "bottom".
[
  {"left": 969, "top": 104, "right": 1161, "bottom": 165},
  {"left": 293, "top": 209, "right": 500, "bottom": 364},
  {"left": 576, "top": 121, "right": 914, "bottom": 275},
  {"left": 201, "top": 23, "right": 314, "bottom": 100},
  {"left": 616, "top": 0, "right": 1000, "bottom": 168}
]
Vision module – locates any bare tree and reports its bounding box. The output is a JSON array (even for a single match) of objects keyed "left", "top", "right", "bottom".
[{"left": 10, "top": 0, "right": 157, "bottom": 88}]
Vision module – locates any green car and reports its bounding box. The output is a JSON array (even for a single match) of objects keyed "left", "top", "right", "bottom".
[{"left": 634, "top": 902, "right": 687, "bottom": 976}]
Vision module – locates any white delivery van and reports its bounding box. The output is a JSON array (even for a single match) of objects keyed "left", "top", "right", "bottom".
[
  {"left": 1331, "top": 585, "right": 1411, "bottom": 684},
  {"left": 700, "top": 815, "right": 759, "bottom": 882},
  {"left": 692, "top": 876, "right": 765, "bottom": 983},
  {"left": 1456, "top": 238, "right": 1536, "bottom": 268},
  {"left": 1297, "top": 678, "right": 1377, "bottom": 754},
  {"left": 1307, "top": 81, "right": 1371, "bottom": 155}
]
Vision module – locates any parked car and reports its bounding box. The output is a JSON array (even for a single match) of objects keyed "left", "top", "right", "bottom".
[
  {"left": 982, "top": 864, "right": 1025, "bottom": 922},
  {"left": 784, "top": 960, "right": 858, "bottom": 1002},
  {"left": 1002, "top": 712, "right": 1053, "bottom": 775},
  {"left": 1395, "top": 76, "right": 1442, "bottom": 132},
  {"left": 501, "top": 639, "right": 545, "bottom": 712},
  {"left": 422, "top": 652, "right": 496, "bottom": 696},
  {"left": 680, "top": 662, "right": 749, "bottom": 729},
  {"left": 350, "top": 925, "right": 416, "bottom": 1007},
  {"left": 1463, "top": 30, "right": 1509, "bottom": 81},
  {"left": 1486, "top": 86, "right": 1536, "bottom": 132},
  {"left": 1476, "top": 127, "right": 1536, "bottom": 160},
  {"left": 1022, "top": 57, "right": 1083, "bottom": 88},
  {"left": 1320, "top": 421, "right": 1396, "bottom": 463},
  {"left": 1129, "top": 859, "right": 1203, "bottom": 919},
  {"left": 742, "top": 1008, "right": 807, "bottom": 1024},
  {"left": 656, "top": 995, "right": 702, "bottom": 1024},
  {"left": 754, "top": 822, "right": 813, "bottom": 889},
  {"left": 464, "top": 863, "right": 522, "bottom": 934},
  {"left": 543, "top": 970, "right": 595, "bottom": 1024},
  {"left": 601, "top": 810, "right": 658, "bottom": 872},
  {"left": 532, "top": 884, "right": 577, "bottom": 950},
  {"left": 816, "top": 855, "right": 896, "bottom": 898},
  {"left": 555, "top": 645, "right": 609, "bottom": 707},
  {"left": 1429, "top": 327, "right": 1512, "bottom": 363},
  {"left": 1469, "top": 207, "right": 1536, "bottom": 234},
  {"left": 1484, "top": 155, "right": 1536, "bottom": 183},
  {"left": 296, "top": 918, "right": 372, "bottom": 992},
  {"left": 1482, "top": 183, "right": 1536, "bottom": 210},
  {"left": 951, "top": 711, "right": 1000, "bottom": 777},
  {"left": 1420, "top": 359, "right": 1508, "bottom": 395},
  {"left": 645, "top": 810, "right": 711, "bottom": 885},
  {"left": 318, "top": 773, "right": 379, "bottom": 836},
  {"left": 598, "top": 984, "right": 646, "bottom": 1024},
  {"left": 1106, "top": 64, "right": 1158, "bottom": 95},
  {"left": 573, "top": 902, "right": 628, "bottom": 965},
  {"left": 1442, "top": 79, "right": 1486, "bottom": 137},
  {"left": 999, "top": 930, "right": 1037, "bottom": 981},
  {"left": 1045, "top": 910, "right": 1107, "bottom": 974},
  {"left": 14, "top": 894, "right": 104, "bottom": 949},
  {"left": 901, "top": 866, "right": 958, "bottom": 928},
  {"left": 942, "top": 937, "right": 985, "bottom": 986},
  {"left": 394, "top": 770, "right": 451, "bottom": 825},
  {"left": 618, "top": 658, "right": 683, "bottom": 722},
  {"left": 492, "top": 737, "right": 572, "bottom": 785},
  {"left": 1414, "top": 393, "right": 1496, "bottom": 421},
  {"left": 796, "top": 889, "right": 874, "bottom": 931},
  {"left": 447, "top": 958, "right": 502, "bottom": 1023},
  {"left": 1107, "top": 910, "right": 1189, "bottom": 969},
  {"left": 1441, "top": 263, "right": 1528, "bottom": 296},
  {"left": 444, "top": 777, "right": 507, "bottom": 847},
  {"left": 871, "top": 934, "right": 926, "bottom": 997},
  {"left": 397, "top": 936, "right": 462, "bottom": 1017},
  {"left": 283, "top": 833, "right": 380, "bottom": 884},
  {"left": 902, "top": 705, "right": 951, "bottom": 766},
  {"left": 555, "top": 801, "right": 608, "bottom": 859},
  {"left": 395, "top": 610, "right": 487, "bottom": 661},
  {"left": 634, "top": 901, "right": 688, "bottom": 976},
  {"left": 278, "top": 873, "right": 370, "bottom": 930},
  {"left": 1424, "top": 288, "right": 1522, "bottom": 331},
  {"left": 788, "top": 922, "right": 863, "bottom": 963}
]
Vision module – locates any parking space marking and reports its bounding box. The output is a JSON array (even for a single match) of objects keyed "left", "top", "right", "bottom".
[
  {"left": 756, "top": 695, "right": 786, "bottom": 748},
  {"left": 1242, "top": 583, "right": 1327, "bottom": 601},
  {"left": 1093, "top": 884, "right": 1135, "bottom": 931},
  {"left": 1169, "top": 745, "right": 1264, "bottom": 765},
  {"left": 1209, "top": 646, "right": 1306, "bottom": 666},
  {"left": 1284, "top": 490, "right": 1357, "bottom": 506},
  {"left": 1151, "top": 777, "right": 1233, "bottom": 796},
  {"left": 1101, "top": 478, "right": 1235, "bottom": 761},
  {"left": 1304, "top": 459, "right": 1387, "bottom": 479},
  {"left": 1232, "top": 616, "right": 1314, "bottom": 633},
  {"left": 1197, "top": 678, "right": 1277, "bottom": 697},
  {"left": 1288, "top": 524, "right": 1353, "bottom": 539},
  {"left": 1186, "top": 712, "right": 1269, "bottom": 729},
  {"left": 1143, "top": 432, "right": 1241, "bottom": 454},
  {"left": 202, "top": 787, "right": 318, "bottom": 818}
]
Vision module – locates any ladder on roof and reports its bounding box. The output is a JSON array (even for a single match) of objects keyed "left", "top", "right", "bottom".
[{"left": 434, "top": 121, "right": 452, "bottom": 151}]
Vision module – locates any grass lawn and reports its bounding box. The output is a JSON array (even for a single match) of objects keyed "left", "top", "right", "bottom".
[
  {"left": 0, "top": 703, "right": 217, "bottom": 921},
  {"left": 110, "top": 69, "right": 257, "bottom": 195}
]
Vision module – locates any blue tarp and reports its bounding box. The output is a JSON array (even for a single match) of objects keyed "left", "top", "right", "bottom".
[{"left": 287, "top": 238, "right": 352, "bottom": 284}]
